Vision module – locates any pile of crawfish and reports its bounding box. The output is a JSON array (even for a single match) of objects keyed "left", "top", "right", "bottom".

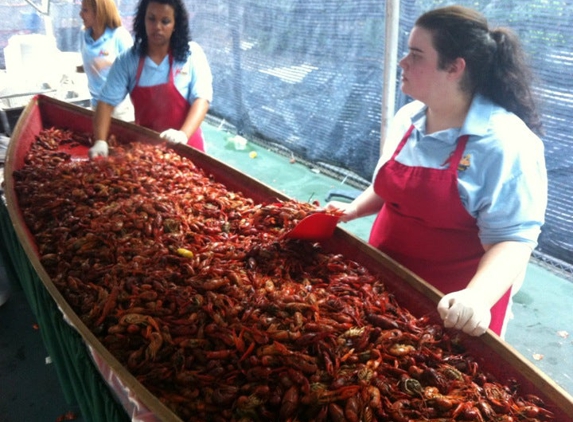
[{"left": 12, "top": 127, "right": 554, "bottom": 422}]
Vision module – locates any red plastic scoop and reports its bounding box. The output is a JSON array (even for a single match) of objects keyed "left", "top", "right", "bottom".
[
  {"left": 61, "top": 144, "right": 90, "bottom": 161},
  {"left": 282, "top": 212, "right": 341, "bottom": 241}
]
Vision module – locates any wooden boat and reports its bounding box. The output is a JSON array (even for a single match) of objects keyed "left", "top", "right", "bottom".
[{"left": 4, "top": 94, "right": 573, "bottom": 420}]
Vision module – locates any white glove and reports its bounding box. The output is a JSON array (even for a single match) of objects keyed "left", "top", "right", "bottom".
[
  {"left": 437, "top": 289, "right": 491, "bottom": 336},
  {"left": 88, "top": 140, "right": 109, "bottom": 159},
  {"left": 160, "top": 129, "right": 187, "bottom": 145}
]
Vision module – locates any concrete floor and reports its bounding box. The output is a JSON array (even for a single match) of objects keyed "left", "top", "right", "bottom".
[
  {"left": 0, "top": 120, "right": 572, "bottom": 421},
  {"left": 0, "top": 267, "right": 84, "bottom": 422}
]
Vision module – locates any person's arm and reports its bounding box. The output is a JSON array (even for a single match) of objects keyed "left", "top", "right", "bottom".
[
  {"left": 89, "top": 47, "right": 133, "bottom": 151},
  {"left": 326, "top": 185, "right": 385, "bottom": 222},
  {"left": 159, "top": 98, "right": 210, "bottom": 144},
  {"left": 161, "top": 43, "right": 212, "bottom": 145},
  {"left": 88, "top": 101, "right": 115, "bottom": 158},
  {"left": 468, "top": 241, "right": 531, "bottom": 305},
  {"left": 437, "top": 113, "right": 546, "bottom": 337},
  {"left": 180, "top": 98, "right": 210, "bottom": 138},
  {"left": 93, "top": 101, "right": 114, "bottom": 140},
  {"left": 437, "top": 241, "right": 532, "bottom": 336}
]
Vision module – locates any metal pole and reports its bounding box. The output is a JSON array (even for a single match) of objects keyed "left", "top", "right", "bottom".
[{"left": 380, "top": 0, "right": 400, "bottom": 156}]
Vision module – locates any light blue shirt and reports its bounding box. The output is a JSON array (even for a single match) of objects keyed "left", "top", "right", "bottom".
[
  {"left": 99, "top": 41, "right": 213, "bottom": 108},
  {"left": 374, "top": 95, "right": 547, "bottom": 248},
  {"left": 80, "top": 26, "right": 133, "bottom": 107}
]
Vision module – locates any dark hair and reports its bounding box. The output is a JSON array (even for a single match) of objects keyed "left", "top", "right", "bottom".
[
  {"left": 132, "top": 0, "right": 191, "bottom": 62},
  {"left": 416, "top": 6, "right": 543, "bottom": 135}
]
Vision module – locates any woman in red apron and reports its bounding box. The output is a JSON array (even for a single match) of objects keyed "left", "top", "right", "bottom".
[
  {"left": 89, "top": 0, "right": 211, "bottom": 158},
  {"left": 130, "top": 53, "right": 205, "bottom": 150},
  {"left": 328, "top": 6, "right": 546, "bottom": 338}
]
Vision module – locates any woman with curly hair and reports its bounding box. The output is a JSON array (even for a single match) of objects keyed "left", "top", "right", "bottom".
[
  {"left": 328, "top": 6, "right": 547, "bottom": 338},
  {"left": 89, "top": 0, "right": 212, "bottom": 157}
]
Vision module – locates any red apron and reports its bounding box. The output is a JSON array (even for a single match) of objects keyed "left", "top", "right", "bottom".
[
  {"left": 130, "top": 54, "right": 204, "bottom": 151},
  {"left": 370, "top": 125, "right": 510, "bottom": 335}
]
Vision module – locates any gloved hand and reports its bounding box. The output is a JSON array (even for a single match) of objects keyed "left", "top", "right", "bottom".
[
  {"left": 325, "top": 201, "right": 358, "bottom": 222},
  {"left": 160, "top": 129, "right": 187, "bottom": 145},
  {"left": 437, "top": 289, "right": 491, "bottom": 336},
  {"left": 88, "top": 140, "right": 109, "bottom": 159}
]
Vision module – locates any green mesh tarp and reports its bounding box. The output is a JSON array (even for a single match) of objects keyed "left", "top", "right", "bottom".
[{"left": 0, "top": 199, "right": 130, "bottom": 422}]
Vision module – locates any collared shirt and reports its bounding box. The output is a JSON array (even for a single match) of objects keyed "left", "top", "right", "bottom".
[
  {"left": 99, "top": 41, "right": 213, "bottom": 108},
  {"left": 80, "top": 26, "right": 133, "bottom": 106},
  {"left": 373, "top": 94, "right": 547, "bottom": 248}
]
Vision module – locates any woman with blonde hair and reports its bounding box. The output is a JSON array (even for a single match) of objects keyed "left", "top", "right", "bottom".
[{"left": 79, "top": 0, "right": 134, "bottom": 121}]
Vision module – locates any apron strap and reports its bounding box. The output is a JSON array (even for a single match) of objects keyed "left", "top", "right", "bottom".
[
  {"left": 446, "top": 134, "right": 470, "bottom": 174},
  {"left": 167, "top": 54, "right": 174, "bottom": 84},
  {"left": 391, "top": 125, "right": 415, "bottom": 160},
  {"left": 135, "top": 56, "right": 145, "bottom": 85},
  {"left": 392, "top": 125, "right": 470, "bottom": 175}
]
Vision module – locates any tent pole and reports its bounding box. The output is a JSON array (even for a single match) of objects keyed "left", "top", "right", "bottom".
[{"left": 380, "top": 0, "right": 400, "bottom": 156}]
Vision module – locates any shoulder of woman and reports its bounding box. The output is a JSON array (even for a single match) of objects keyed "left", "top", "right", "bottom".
[
  {"left": 115, "top": 27, "right": 134, "bottom": 42},
  {"left": 111, "top": 48, "right": 139, "bottom": 72},
  {"left": 468, "top": 112, "right": 544, "bottom": 178},
  {"left": 182, "top": 43, "right": 209, "bottom": 69},
  {"left": 391, "top": 100, "right": 423, "bottom": 130},
  {"left": 113, "top": 26, "right": 130, "bottom": 35},
  {"left": 188, "top": 41, "right": 207, "bottom": 56},
  {"left": 466, "top": 97, "right": 540, "bottom": 149},
  {"left": 488, "top": 109, "right": 542, "bottom": 149},
  {"left": 395, "top": 100, "right": 424, "bottom": 119}
]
